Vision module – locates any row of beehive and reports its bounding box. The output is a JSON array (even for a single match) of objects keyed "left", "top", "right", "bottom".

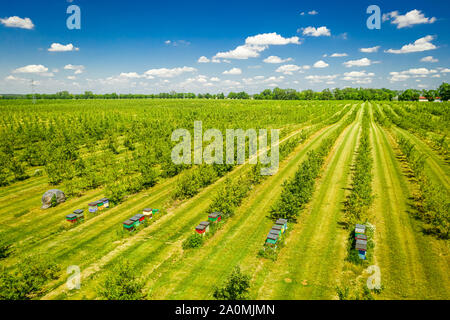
[
  {"left": 88, "top": 198, "right": 110, "bottom": 213},
  {"left": 265, "top": 219, "right": 288, "bottom": 247},
  {"left": 122, "top": 208, "right": 159, "bottom": 231},
  {"left": 66, "top": 198, "right": 110, "bottom": 223},
  {"left": 195, "top": 212, "right": 222, "bottom": 236},
  {"left": 355, "top": 224, "right": 368, "bottom": 260}
]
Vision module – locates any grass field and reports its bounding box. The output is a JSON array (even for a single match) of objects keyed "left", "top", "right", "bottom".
[{"left": 0, "top": 99, "right": 448, "bottom": 300}]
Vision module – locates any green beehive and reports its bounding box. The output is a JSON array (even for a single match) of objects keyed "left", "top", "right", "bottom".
[
  {"left": 265, "top": 233, "right": 278, "bottom": 246},
  {"left": 123, "top": 219, "right": 134, "bottom": 231}
]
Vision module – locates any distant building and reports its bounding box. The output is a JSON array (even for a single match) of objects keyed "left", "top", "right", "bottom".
[{"left": 419, "top": 96, "right": 428, "bottom": 102}]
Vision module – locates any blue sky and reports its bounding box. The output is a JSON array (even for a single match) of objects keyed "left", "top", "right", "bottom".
[{"left": 0, "top": 0, "right": 449, "bottom": 94}]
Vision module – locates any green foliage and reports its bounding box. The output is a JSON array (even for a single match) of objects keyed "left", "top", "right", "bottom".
[
  {"left": 97, "top": 259, "right": 146, "bottom": 300},
  {"left": 398, "top": 89, "right": 420, "bottom": 101},
  {"left": 0, "top": 240, "right": 13, "bottom": 260},
  {"left": 343, "top": 107, "right": 373, "bottom": 228},
  {"left": 50, "top": 194, "right": 58, "bottom": 208},
  {"left": 213, "top": 265, "right": 251, "bottom": 300},
  {"left": 174, "top": 164, "right": 233, "bottom": 200},
  {"left": 397, "top": 136, "right": 449, "bottom": 238},
  {"left": 438, "top": 82, "right": 450, "bottom": 101},
  {"left": 0, "top": 255, "right": 60, "bottom": 300},
  {"left": 182, "top": 233, "right": 204, "bottom": 249},
  {"left": 270, "top": 108, "right": 357, "bottom": 222}
]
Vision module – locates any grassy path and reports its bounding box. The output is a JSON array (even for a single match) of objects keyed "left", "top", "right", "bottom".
[
  {"left": 252, "top": 105, "right": 363, "bottom": 299},
  {"left": 369, "top": 105, "right": 449, "bottom": 299}
]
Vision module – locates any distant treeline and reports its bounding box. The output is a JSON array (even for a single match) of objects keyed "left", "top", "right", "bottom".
[{"left": 1, "top": 83, "right": 448, "bottom": 101}]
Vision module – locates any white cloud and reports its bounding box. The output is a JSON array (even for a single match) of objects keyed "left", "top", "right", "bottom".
[
  {"left": 0, "top": 16, "right": 34, "bottom": 29},
  {"left": 13, "top": 64, "right": 53, "bottom": 76},
  {"left": 383, "top": 9, "right": 436, "bottom": 29},
  {"left": 330, "top": 53, "right": 348, "bottom": 57},
  {"left": 214, "top": 44, "right": 266, "bottom": 60},
  {"left": 144, "top": 66, "right": 196, "bottom": 78},
  {"left": 5, "top": 75, "right": 26, "bottom": 81},
  {"left": 308, "top": 10, "right": 318, "bottom": 15},
  {"left": 245, "top": 32, "right": 300, "bottom": 46},
  {"left": 64, "top": 64, "right": 85, "bottom": 74},
  {"left": 441, "top": 68, "right": 450, "bottom": 73},
  {"left": 276, "top": 64, "right": 301, "bottom": 75},
  {"left": 48, "top": 43, "right": 79, "bottom": 52},
  {"left": 214, "top": 33, "right": 300, "bottom": 60},
  {"left": 222, "top": 67, "right": 242, "bottom": 75},
  {"left": 210, "top": 77, "right": 220, "bottom": 82},
  {"left": 389, "top": 67, "right": 437, "bottom": 82},
  {"left": 119, "top": 72, "right": 142, "bottom": 79},
  {"left": 67, "top": 76, "right": 76, "bottom": 80},
  {"left": 313, "top": 60, "right": 329, "bottom": 68},
  {"left": 164, "top": 40, "right": 190, "bottom": 46},
  {"left": 197, "top": 56, "right": 210, "bottom": 63},
  {"left": 360, "top": 46, "right": 380, "bottom": 53},
  {"left": 302, "top": 26, "right": 331, "bottom": 37},
  {"left": 343, "top": 58, "right": 372, "bottom": 67},
  {"left": 386, "top": 35, "right": 437, "bottom": 54},
  {"left": 263, "top": 56, "right": 293, "bottom": 64},
  {"left": 420, "top": 56, "right": 438, "bottom": 63}
]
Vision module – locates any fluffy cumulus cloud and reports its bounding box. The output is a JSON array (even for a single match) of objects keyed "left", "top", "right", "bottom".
[
  {"left": 389, "top": 67, "right": 438, "bottom": 82},
  {"left": 386, "top": 35, "right": 437, "bottom": 54},
  {"left": 245, "top": 33, "right": 300, "bottom": 46},
  {"left": 343, "top": 58, "right": 373, "bottom": 68},
  {"left": 214, "top": 44, "right": 266, "bottom": 60},
  {"left": 263, "top": 56, "right": 293, "bottom": 64},
  {"left": 48, "top": 43, "right": 79, "bottom": 52},
  {"left": 360, "top": 46, "right": 380, "bottom": 53},
  {"left": 0, "top": 16, "right": 34, "bottom": 29},
  {"left": 64, "top": 64, "right": 85, "bottom": 74},
  {"left": 222, "top": 67, "right": 242, "bottom": 75},
  {"left": 144, "top": 66, "right": 196, "bottom": 78},
  {"left": 119, "top": 72, "right": 142, "bottom": 79},
  {"left": 213, "top": 33, "right": 300, "bottom": 61},
  {"left": 383, "top": 10, "right": 436, "bottom": 29},
  {"left": 197, "top": 56, "right": 210, "bottom": 63},
  {"left": 301, "top": 26, "right": 331, "bottom": 37},
  {"left": 275, "top": 64, "right": 301, "bottom": 75},
  {"left": 420, "top": 56, "right": 438, "bottom": 63},
  {"left": 12, "top": 64, "right": 53, "bottom": 77},
  {"left": 313, "top": 60, "right": 329, "bottom": 68},
  {"left": 330, "top": 53, "right": 348, "bottom": 57}
]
